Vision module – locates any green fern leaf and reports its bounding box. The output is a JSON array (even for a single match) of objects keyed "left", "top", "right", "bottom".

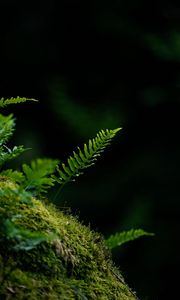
[
  {"left": 105, "top": 229, "right": 154, "bottom": 250},
  {"left": 55, "top": 128, "right": 122, "bottom": 187},
  {"left": 56, "top": 165, "right": 69, "bottom": 181},
  {"left": 0, "top": 145, "right": 28, "bottom": 167},
  {"left": 73, "top": 151, "right": 84, "bottom": 167},
  {"left": 62, "top": 163, "right": 72, "bottom": 176},
  {"left": 0, "top": 114, "right": 15, "bottom": 146},
  {"left": 22, "top": 158, "right": 59, "bottom": 194},
  {"left": 69, "top": 156, "right": 79, "bottom": 169},
  {"left": 1, "top": 169, "right": 25, "bottom": 183},
  {"left": 88, "top": 139, "right": 93, "bottom": 155},
  {"left": 67, "top": 158, "right": 76, "bottom": 172},
  {"left": 78, "top": 147, "right": 87, "bottom": 163},
  {"left": 0, "top": 113, "right": 30, "bottom": 167},
  {"left": 0, "top": 96, "right": 37, "bottom": 108}
]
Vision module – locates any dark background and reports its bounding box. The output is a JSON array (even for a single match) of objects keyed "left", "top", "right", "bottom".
[{"left": 1, "top": 1, "right": 180, "bottom": 299}]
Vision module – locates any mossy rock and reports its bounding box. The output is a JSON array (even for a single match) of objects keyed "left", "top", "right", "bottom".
[{"left": 0, "top": 177, "right": 138, "bottom": 299}]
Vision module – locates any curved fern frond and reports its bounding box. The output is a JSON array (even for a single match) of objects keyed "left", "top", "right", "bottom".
[
  {"left": 53, "top": 128, "right": 121, "bottom": 187},
  {"left": 105, "top": 229, "right": 154, "bottom": 250},
  {"left": 0, "top": 96, "right": 37, "bottom": 108}
]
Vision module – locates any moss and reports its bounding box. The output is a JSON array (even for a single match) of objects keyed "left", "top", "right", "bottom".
[{"left": 0, "top": 178, "right": 138, "bottom": 299}]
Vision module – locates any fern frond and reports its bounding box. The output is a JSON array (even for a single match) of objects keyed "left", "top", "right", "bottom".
[
  {"left": 53, "top": 128, "right": 121, "bottom": 187},
  {"left": 0, "top": 114, "right": 15, "bottom": 146},
  {"left": 22, "top": 158, "right": 59, "bottom": 194},
  {"left": 0, "top": 113, "right": 29, "bottom": 167},
  {"left": 0, "top": 96, "right": 37, "bottom": 108},
  {"left": 0, "top": 145, "right": 28, "bottom": 167},
  {"left": 105, "top": 229, "right": 154, "bottom": 250},
  {"left": 1, "top": 169, "right": 25, "bottom": 183}
]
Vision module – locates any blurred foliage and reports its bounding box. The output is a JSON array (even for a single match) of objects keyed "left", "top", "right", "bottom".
[
  {"left": 0, "top": 1, "right": 180, "bottom": 299},
  {"left": 49, "top": 81, "right": 121, "bottom": 137}
]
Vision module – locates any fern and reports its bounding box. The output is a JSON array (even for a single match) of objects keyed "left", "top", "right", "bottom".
[
  {"left": 0, "top": 114, "right": 15, "bottom": 146},
  {"left": 0, "top": 96, "right": 37, "bottom": 108},
  {"left": 105, "top": 229, "right": 154, "bottom": 250},
  {"left": 1, "top": 169, "right": 25, "bottom": 184},
  {"left": 0, "top": 97, "right": 154, "bottom": 258},
  {"left": 0, "top": 145, "right": 28, "bottom": 167},
  {"left": 22, "top": 158, "right": 59, "bottom": 194},
  {"left": 0, "top": 113, "right": 29, "bottom": 167},
  {"left": 53, "top": 128, "right": 121, "bottom": 187}
]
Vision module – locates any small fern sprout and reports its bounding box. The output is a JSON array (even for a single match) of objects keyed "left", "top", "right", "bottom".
[{"left": 52, "top": 128, "right": 122, "bottom": 188}]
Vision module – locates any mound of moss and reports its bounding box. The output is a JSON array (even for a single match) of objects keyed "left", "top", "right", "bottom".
[{"left": 0, "top": 177, "right": 138, "bottom": 299}]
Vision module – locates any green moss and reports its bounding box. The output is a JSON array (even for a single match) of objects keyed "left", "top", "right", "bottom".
[{"left": 0, "top": 178, "right": 138, "bottom": 299}]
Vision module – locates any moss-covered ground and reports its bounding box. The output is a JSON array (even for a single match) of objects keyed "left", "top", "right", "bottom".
[{"left": 0, "top": 177, "right": 138, "bottom": 299}]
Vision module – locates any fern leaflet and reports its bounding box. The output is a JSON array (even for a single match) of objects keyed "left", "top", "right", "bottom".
[
  {"left": 53, "top": 128, "right": 121, "bottom": 187},
  {"left": 22, "top": 158, "right": 59, "bottom": 194},
  {"left": 105, "top": 229, "right": 154, "bottom": 250},
  {"left": 0, "top": 113, "right": 29, "bottom": 167},
  {"left": 0, "top": 96, "right": 37, "bottom": 108},
  {"left": 0, "top": 145, "right": 28, "bottom": 167},
  {"left": 0, "top": 114, "right": 15, "bottom": 146}
]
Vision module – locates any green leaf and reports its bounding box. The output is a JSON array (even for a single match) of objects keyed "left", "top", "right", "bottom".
[
  {"left": 0, "top": 145, "right": 28, "bottom": 167},
  {"left": 73, "top": 151, "right": 83, "bottom": 166},
  {"left": 0, "top": 114, "right": 15, "bottom": 146},
  {"left": 105, "top": 228, "right": 154, "bottom": 250},
  {"left": 78, "top": 147, "right": 87, "bottom": 163},
  {"left": 0, "top": 96, "right": 37, "bottom": 108},
  {"left": 88, "top": 139, "right": 93, "bottom": 155},
  {"left": 1, "top": 169, "right": 25, "bottom": 183},
  {"left": 62, "top": 163, "right": 72, "bottom": 176},
  {"left": 22, "top": 158, "right": 59, "bottom": 194},
  {"left": 84, "top": 143, "right": 90, "bottom": 159},
  {"left": 56, "top": 165, "right": 69, "bottom": 181},
  {"left": 69, "top": 156, "right": 79, "bottom": 169},
  {"left": 67, "top": 158, "right": 76, "bottom": 172},
  {"left": 55, "top": 128, "right": 122, "bottom": 188},
  {"left": 0, "top": 112, "right": 31, "bottom": 167}
]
